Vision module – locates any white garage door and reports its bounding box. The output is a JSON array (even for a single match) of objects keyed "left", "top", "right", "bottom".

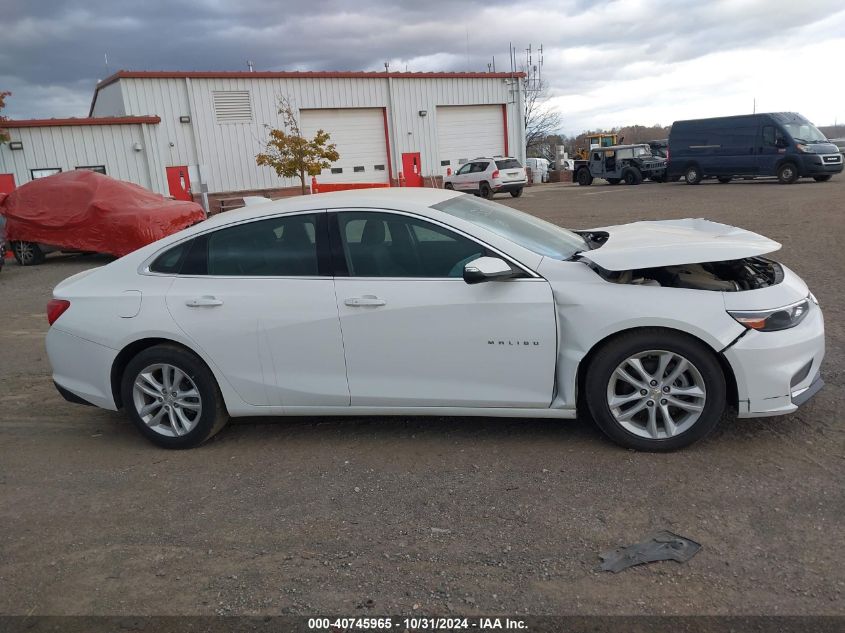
[
  {"left": 437, "top": 105, "right": 505, "bottom": 176},
  {"left": 300, "top": 108, "right": 388, "bottom": 184}
]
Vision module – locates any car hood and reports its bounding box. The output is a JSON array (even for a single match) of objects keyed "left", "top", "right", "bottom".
[{"left": 577, "top": 218, "right": 781, "bottom": 271}]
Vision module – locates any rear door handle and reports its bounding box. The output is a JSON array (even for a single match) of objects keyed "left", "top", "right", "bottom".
[
  {"left": 344, "top": 295, "right": 386, "bottom": 307},
  {"left": 185, "top": 295, "right": 224, "bottom": 307}
]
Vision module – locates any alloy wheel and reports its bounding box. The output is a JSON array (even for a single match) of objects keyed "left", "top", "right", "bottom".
[
  {"left": 606, "top": 350, "right": 707, "bottom": 440},
  {"left": 132, "top": 363, "right": 203, "bottom": 437}
]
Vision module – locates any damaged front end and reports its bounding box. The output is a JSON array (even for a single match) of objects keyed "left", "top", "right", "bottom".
[
  {"left": 575, "top": 218, "right": 785, "bottom": 291},
  {"left": 585, "top": 256, "right": 784, "bottom": 291}
]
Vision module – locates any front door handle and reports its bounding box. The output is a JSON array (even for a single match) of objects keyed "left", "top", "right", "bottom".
[
  {"left": 186, "top": 295, "right": 224, "bottom": 307},
  {"left": 344, "top": 295, "right": 386, "bottom": 307}
]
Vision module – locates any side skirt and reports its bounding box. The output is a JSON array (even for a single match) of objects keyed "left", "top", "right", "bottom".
[{"left": 226, "top": 405, "right": 578, "bottom": 419}]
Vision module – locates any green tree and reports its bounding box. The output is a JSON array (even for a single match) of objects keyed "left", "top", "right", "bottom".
[
  {"left": 256, "top": 96, "right": 340, "bottom": 195},
  {"left": 0, "top": 91, "right": 11, "bottom": 143}
]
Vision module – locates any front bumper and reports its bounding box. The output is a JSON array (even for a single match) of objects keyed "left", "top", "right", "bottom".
[
  {"left": 723, "top": 301, "right": 825, "bottom": 417},
  {"left": 799, "top": 153, "right": 843, "bottom": 175}
]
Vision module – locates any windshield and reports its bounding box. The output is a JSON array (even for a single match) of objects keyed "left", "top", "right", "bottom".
[
  {"left": 431, "top": 195, "right": 587, "bottom": 260},
  {"left": 633, "top": 146, "right": 652, "bottom": 157},
  {"left": 782, "top": 120, "right": 827, "bottom": 143}
]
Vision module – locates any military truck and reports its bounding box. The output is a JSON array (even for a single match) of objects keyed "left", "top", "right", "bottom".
[{"left": 574, "top": 143, "right": 667, "bottom": 186}]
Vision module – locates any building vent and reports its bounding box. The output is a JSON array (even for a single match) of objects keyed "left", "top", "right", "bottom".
[{"left": 212, "top": 91, "right": 253, "bottom": 123}]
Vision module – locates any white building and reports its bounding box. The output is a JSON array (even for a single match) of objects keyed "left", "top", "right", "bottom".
[{"left": 1, "top": 70, "right": 525, "bottom": 210}]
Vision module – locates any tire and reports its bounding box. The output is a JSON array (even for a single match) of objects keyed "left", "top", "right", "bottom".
[
  {"left": 121, "top": 344, "right": 229, "bottom": 449},
  {"left": 479, "top": 182, "right": 494, "bottom": 199},
  {"left": 444, "top": 182, "right": 454, "bottom": 190},
  {"left": 12, "top": 241, "right": 45, "bottom": 266},
  {"left": 576, "top": 168, "right": 593, "bottom": 186},
  {"left": 777, "top": 162, "right": 799, "bottom": 184},
  {"left": 623, "top": 167, "right": 643, "bottom": 185},
  {"left": 717, "top": 177, "right": 732, "bottom": 184},
  {"left": 607, "top": 178, "right": 621, "bottom": 185},
  {"left": 509, "top": 188, "right": 523, "bottom": 198},
  {"left": 813, "top": 175, "right": 832, "bottom": 182},
  {"left": 684, "top": 165, "right": 702, "bottom": 185},
  {"left": 584, "top": 328, "right": 726, "bottom": 452}
]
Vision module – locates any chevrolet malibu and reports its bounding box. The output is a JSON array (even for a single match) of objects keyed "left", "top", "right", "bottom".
[{"left": 45, "top": 189, "right": 825, "bottom": 451}]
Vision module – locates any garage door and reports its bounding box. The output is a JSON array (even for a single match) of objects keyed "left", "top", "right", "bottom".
[
  {"left": 436, "top": 105, "right": 505, "bottom": 176},
  {"left": 300, "top": 108, "right": 389, "bottom": 184}
]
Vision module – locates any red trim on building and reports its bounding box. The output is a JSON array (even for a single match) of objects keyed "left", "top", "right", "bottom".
[
  {"left": 97, "top": 69, "right": 525, "bottom": 88},
  {"left": 2, "top": 116, "right": 161, "bottom": 128},
  {"left": 382, "top": 108, "right": 394, "bottom": 184},
  {"left": 501, "top": 104, "right": 509, "bottom": 157},
  {"left": 90, "top": 69, "right": 526, "bottom": 116}
]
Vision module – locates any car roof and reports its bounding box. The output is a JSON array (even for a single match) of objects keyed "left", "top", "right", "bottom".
[{"left": 197, "top": 187, "right": 464, "bottom": 230}]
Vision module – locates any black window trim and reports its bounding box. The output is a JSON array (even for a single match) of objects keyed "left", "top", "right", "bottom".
[
  {"left": 30, "top": 167, "right": 62, "bottom": 180},
  {"left": 326, "top": 207, "right": 539, "bottom": 280},
  {"left": 75, "top": 165, "right": 107, "bottom": 174},
  {"left": 142, "top": 210, "right": 333, "bottom": 278}
]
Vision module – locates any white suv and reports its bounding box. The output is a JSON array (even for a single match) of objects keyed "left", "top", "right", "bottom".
[{"left": 444, "top": 157, "right": 527, "bottom": 199}]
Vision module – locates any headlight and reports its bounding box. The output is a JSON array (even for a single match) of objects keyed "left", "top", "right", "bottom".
[{"left": 728, "top": 297, "right": 810, "bottom": 332}]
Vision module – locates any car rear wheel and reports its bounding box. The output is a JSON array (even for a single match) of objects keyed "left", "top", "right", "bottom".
[
  {"left": 576, "top": 168, "right": 593, "bottom": 186},
  {"left": 584, "top": 329, "right": 725, "bottom": 451},
  {"left": 684, "top": 165, "right": 702, "bottom": 185},
  {"left": 479, "top": 182, "right": 494, "bottom": 199},
  {"left": 717, "top": 177, "right": 732, "bottom": 184},
  {"left": 777, "top": 162, "right": 799, "bottom": 184},
  {"left": 121, "top": 344, "right": 229, "bottom": 449},
  {"left": 623, "top": 167, "right": 643, "bottom": 185},
  {"left": 509, "top": 188, "right": 523, "bottom": 198},
  {"left": 12, "top": 241, "right": 45, "bottom": 266},
  {"left": 444, "top": 182, "right": 454, "bottom": 190},
  {"left": 813, "top": 175, "right": 832, "bottom": 182}
]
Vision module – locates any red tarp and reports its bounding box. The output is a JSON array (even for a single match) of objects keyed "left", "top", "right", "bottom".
[{"left": 0, "top": 170, "right": 206, "bottom": 257}]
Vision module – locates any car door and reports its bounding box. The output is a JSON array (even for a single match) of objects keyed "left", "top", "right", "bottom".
[
  {"left": 164, "top": 211, "right": 349, "bottom": 407},
  {"left": 331, "top": 209, "right": 557, "bottom": 408},
  {"left": 758, "top": 123, "right": 786, "bottom": 176},
  {"left": 452, "top": 162, "right": 474, "bottom": 190},
  {"left": 467, "top": 160, "right": 489, "bottom": 191}
]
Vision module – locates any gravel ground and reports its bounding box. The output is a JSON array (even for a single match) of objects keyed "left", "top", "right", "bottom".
[{"left": 0, "top": 178, "right": 843, "bottom": 616}]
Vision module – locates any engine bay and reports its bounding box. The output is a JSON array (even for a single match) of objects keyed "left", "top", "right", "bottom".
[{"left": 586, "top": 257, "right": 784, "bottom": 291}]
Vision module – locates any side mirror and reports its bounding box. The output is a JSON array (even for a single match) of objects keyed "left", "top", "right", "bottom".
[
  {"left": 463, "top": 256, "right": 515, "bottom": 284},
  {"left": 776, "top": 138, "right": 788, "bottom": 149}
]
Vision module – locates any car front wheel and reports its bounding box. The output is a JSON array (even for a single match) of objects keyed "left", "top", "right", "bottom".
[
  {"left": 12, "top": 241, "right": 45, "bottom": 266},
  {"left": 777, "top": 162, "right": 799, "bottom": 184},
  {"left": 121, "top": 344, "right": 229, "bottom": 449},
  {"left": 584, "top": 329, "right": 725, "bottom": 451}
]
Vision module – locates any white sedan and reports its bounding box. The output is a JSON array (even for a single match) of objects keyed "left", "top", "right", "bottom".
[{"left": 45, "top": 189, "right": 825, "bottom": 450}]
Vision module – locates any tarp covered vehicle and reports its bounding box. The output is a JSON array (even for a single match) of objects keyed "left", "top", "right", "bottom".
[{"left": 0, "top": 170, "right": 206, "bottom": 265}]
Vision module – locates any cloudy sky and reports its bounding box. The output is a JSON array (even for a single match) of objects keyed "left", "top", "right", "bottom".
[{"left": 2, "top": 0, "right": 844, "bottom": 134}]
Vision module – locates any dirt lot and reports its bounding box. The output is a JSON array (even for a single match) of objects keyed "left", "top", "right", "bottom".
[{"left": 1, "top": 178, "right": 843, "bottom": 617}]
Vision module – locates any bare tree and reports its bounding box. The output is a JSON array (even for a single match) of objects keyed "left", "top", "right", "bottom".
[{"left": 523, "top": 77, "right": 562, "bottom": 156}]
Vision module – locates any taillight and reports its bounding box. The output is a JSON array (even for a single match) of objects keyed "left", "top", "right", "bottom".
[
  {"left": 491, "top": 169, "right": 500, "bottom": 179},
  {"left": 47, "top": 299, "right": 70, "bottom": 325}
]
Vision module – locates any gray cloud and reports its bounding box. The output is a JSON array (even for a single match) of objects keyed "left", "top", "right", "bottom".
[{"left": 2, "top": 0, "right": 844, "bottom": 131}]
